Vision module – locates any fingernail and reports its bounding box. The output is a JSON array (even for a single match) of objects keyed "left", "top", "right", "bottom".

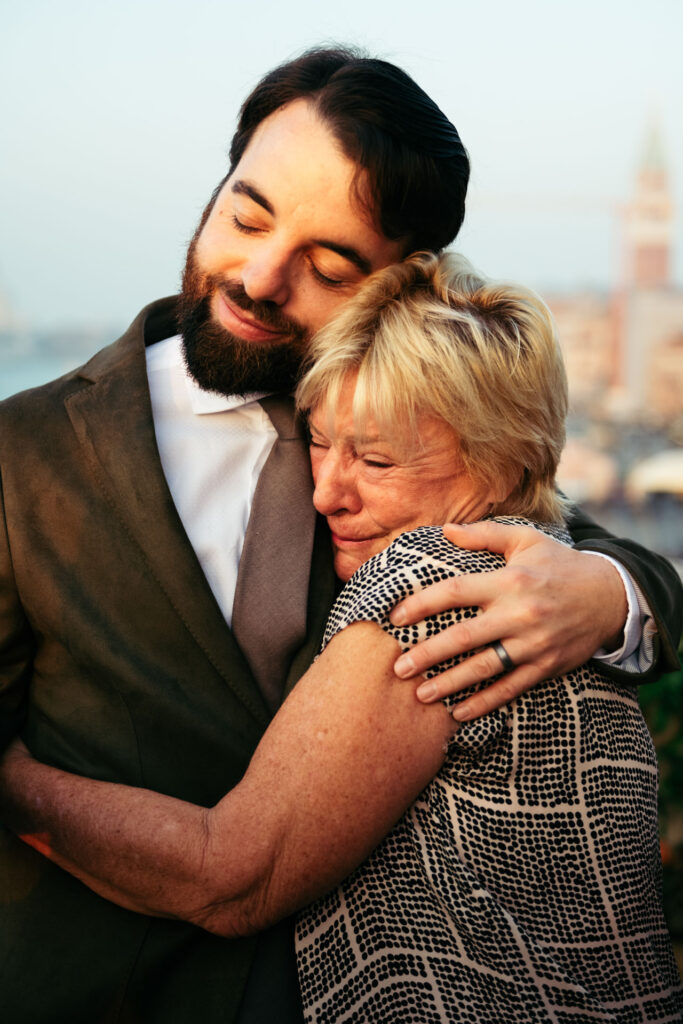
[
  {"left": 390, "top": 606, "right": 406, "bottom": 625},
  {"left": 394, "top": 654, "right": 415, "bottom": 678},
  {"left": 452, "top": 703, "right": 473, "bottom": 721},
  {"left": 416, "top": 682, "right": 436, "bottom": 701}
]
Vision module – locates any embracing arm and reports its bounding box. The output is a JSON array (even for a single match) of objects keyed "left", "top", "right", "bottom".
[
  {"left": 391, "top": 513, "right": 681, "bottom": 720},
  {"left": 0, "top": 622, "right": 454, "bottom": 937},
  {"left": 566, "top": 502, "right": 682, "bottom": 677}
]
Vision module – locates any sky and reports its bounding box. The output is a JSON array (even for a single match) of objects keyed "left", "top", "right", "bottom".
[{"left": 2, "top": 0, "right": 682, "bottom": 330}]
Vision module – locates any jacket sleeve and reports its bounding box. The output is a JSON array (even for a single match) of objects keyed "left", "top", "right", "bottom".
[
  {"left": 566, "top": 503, "right": 682, "bottom": 683},
  {"left": 0, "top": 469, "right": 33, "bottom": 753}
]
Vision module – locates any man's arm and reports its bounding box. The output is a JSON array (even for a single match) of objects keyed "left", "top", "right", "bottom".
[
  {"left": 566, "top": 502, "right": 681, "bottom": 674},
  {"left": 390, "top": 516, "right": 682, "bottom": 720},
  {"left": 0, "top": 622, "right": 455, "bottom": 937},
  {"left": 0, "top": 470, "right": 33, "bottom": 752}
]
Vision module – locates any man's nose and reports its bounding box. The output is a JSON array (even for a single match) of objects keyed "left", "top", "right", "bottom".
[
  {"left": 241, "top": 245, "right": 291, "bottom": 306},
  {"left": 313, "top": 451, "right": 362, "bottom": 517}
]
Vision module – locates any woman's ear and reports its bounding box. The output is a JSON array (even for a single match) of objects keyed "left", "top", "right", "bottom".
[{"left": 488, "top": 466, "right": 523, "bottom": 506}]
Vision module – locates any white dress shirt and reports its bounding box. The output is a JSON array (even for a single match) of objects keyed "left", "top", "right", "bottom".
[
  {"left": 146, "top": 334, "right": 277, "bottom": 626},
  {"left": 145, "top": 333, "right": 652, "bottom": 669},
  {"left": 589, "top": 552, "right": 654, "bottom": 672}
]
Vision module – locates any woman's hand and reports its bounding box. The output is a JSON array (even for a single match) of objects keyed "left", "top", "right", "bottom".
[
  {"left": 0, "top": 737, "right": 164, "bottom": 914},
  {"left": 0, "top": 737, "right": 38, "bottom": 833},
  {"left": 390, "top": 521, "right": 628, "bottom": 720}
]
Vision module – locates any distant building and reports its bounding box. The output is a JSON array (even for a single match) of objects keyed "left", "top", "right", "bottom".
[
  {"left": 550, "top": 292, "right": 614, "bottom": 406},
  {"left": 550, "top": 121, "right": 683, "bottom": 426},
  {"left": 622, "top": 121, "right": 674, "bottom": 290}
]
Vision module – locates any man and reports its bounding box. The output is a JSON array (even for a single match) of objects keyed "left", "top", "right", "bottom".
[{"left": 0, "top": 47, "right": 680, "bottom": 1024}]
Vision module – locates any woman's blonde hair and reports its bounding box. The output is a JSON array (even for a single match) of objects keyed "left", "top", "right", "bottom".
[{"left": 296, "top": 252, "right": 569, "bottom": 523}]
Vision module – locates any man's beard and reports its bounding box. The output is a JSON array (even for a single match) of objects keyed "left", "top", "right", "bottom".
[{"left": 178, "top": 240, "right": 309, "bottom": 397}]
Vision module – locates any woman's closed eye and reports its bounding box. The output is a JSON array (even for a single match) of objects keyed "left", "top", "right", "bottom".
[{"left": 308, "top": 436, "right": 330, "bottom": 452}]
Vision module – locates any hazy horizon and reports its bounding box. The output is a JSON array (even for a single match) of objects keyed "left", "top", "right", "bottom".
[{"left": 2, "top": 0, "right": 682, "bottom": 331}]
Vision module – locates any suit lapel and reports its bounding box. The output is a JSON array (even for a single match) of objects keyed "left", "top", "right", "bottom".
[
  {"left": 231, "top": 395, "right": 319, "bottom": 711},
  {"left": 64, "top": 298, "right": 271, "bottom": 726}
]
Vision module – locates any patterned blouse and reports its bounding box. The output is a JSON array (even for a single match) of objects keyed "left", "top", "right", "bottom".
[{"left": 295, "top": 521, "right": 682, "bottom": 1023}]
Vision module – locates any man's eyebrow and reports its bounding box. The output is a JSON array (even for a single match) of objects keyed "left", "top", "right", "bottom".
[
  {"left": 231, "top": 179, "right": 373, "bottom": 275},
  {"left": 231, "top": 180, "right": 274, "bottom": 216}
]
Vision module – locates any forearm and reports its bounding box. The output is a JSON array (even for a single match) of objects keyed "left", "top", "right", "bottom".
[
  {"left": 0, "top": 748, "right": 237, "bottom": 929},
  {"left": 0, "top": 624, "right": 453, "bottom": 938},
  {"left": 567, "top": 504, "right": 683, "bottom": 676}
]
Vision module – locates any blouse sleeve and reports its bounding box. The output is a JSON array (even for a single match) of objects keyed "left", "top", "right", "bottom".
[{"left": 320, "top": 523, "right": 534, "bottom": 754}]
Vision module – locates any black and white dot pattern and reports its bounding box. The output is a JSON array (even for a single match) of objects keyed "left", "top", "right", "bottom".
[{"left": 296, "top": 520, "right": 683, "bottom": 1022}]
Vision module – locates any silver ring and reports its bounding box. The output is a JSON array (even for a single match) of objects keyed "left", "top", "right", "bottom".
[{"left": 491, "top": 640, "right": 515, "bottom": 673}]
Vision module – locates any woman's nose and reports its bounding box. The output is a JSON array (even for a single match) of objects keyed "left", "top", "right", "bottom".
[{"left": 313, "top": 451, "right": 361, "bottom": 516}]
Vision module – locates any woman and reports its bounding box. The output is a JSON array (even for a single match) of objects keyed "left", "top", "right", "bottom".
[
  {"left": 4, "top": 254, "right": 681, "bottom": 1021},
  {"left": 292, "top": 254, "right": 682, "bottom": 1021}
]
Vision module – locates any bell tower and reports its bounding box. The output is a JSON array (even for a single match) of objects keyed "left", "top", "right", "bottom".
[
  {"left": 612, "top": 121, "right": 680, "bottom": 415},
  {"left": 623, "top": 121, "right": 673, "bottom": 289}
]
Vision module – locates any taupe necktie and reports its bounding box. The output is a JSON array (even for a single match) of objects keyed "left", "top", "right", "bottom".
[{"left": 231, "top": 395, "right": 317, "bottom": 711}]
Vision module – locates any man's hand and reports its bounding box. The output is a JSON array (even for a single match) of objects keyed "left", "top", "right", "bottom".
[{"left": 390, "top": 521, "right": 628, "bottom": 720}]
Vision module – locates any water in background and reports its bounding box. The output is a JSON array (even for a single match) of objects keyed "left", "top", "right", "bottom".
[
  {"left": 0, "top": 353, "right": 91, "bottom": 401},
  {"left": 0, "top": 324, "right": 120, "bottom": 401},
  {"left": 2, "top": 349, "right": 681, "bottom": 569}
]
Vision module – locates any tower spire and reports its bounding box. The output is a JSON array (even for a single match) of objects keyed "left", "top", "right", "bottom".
[{"left": 622, "top": 118, "right": 673, "bottom": 289}]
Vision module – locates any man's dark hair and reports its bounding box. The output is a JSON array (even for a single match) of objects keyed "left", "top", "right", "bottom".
[{"left": 227, "top": 46, "right": 469, "bottom": 254}]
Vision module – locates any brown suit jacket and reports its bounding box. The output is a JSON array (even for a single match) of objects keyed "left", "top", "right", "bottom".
[
  {"left": 0, "top": 298, "right": 679, "bottom": 1022},
  {"left": 0, "top": 297, "right": 336, "bottom": 1023}
]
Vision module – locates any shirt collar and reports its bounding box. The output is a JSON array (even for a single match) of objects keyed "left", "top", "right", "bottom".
[
  {"left": 167, "top": 334, "right": 273, "bottom": 415},
  {"left": 186, "top": 374, "right": 272, "bottom": 415}
]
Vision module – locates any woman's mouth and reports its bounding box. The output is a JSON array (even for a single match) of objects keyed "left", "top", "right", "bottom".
[{"left": 330, "top": 532, "right": 378, "bottom": 548}]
